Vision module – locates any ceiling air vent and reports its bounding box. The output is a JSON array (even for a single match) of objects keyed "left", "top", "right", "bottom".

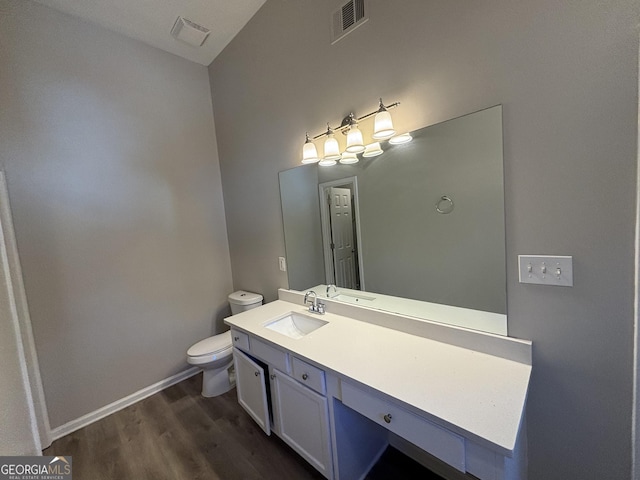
[
  {"left": 171, "top": 16, "right": 211, "bottom": 47},
  {"left": 331, "top": 0, "right": 368, "bottom": 44}
]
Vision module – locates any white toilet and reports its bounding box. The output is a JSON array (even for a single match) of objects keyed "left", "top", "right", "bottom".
[{"left": 187, "top": 290, "right": 263, "bottom": 397}]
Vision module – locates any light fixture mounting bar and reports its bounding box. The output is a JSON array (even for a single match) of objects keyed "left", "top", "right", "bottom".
[{"left": 309, "top": 101, "right": 400, "bottom": 141}]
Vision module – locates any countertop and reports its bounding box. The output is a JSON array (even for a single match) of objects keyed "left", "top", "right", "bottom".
[{"left": 224, "top": 299, "right": 531, "bottom": 457}]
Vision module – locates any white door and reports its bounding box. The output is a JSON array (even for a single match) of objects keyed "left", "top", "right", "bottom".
[
  {"left": 233, "top": 348, "right": 271, "bottom": 435},
  {"left": 329, "top": 187, "right": 356, "bottom": 289},
  {"left": 271, "top": 369, "right": 332, "bottom": 478}
]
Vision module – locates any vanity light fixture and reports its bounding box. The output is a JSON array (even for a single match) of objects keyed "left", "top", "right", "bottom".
[
  {"left": 345, "top": 114, "right": 365, "bottom": 153},
  {"left": 302, "top": 133, "right": 320, "bottom": 164},
  {"left": 340, "top": 152, "right": 359, "bottom": 164},
  {"left": 322, "top": 125, "right": 342, "bottom": 162},
  {"left": 388, "top": 132, "right": 413, "bottom": 145},
  {"left": 300, "top": 98, "right": 407, "bottom": 165},
  {"left": 362, "top": 142, "right": 383, "bottom": 157},
  {"left": 372, "top": 98, "right": 396, "bottom": 140}
]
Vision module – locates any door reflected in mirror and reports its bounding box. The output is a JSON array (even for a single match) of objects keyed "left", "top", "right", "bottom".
[{"left": 279, "top": 105, "right": 506, "bottom": 334}]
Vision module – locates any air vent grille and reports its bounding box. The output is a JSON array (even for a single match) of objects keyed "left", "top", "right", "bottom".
[
  {"left": 171, "top": 16, "right": 211, "bottom": 47},
  {"left": 331, "top": 0, "right": 368, "bottom": 44}
]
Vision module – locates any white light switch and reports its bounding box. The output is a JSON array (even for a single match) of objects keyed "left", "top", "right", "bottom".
[
  {"left": 518, "top": 255, "right": 573, "bottom": 286},
  {"left": 278, "top": 256, "right": 287, "bottom": 272}
]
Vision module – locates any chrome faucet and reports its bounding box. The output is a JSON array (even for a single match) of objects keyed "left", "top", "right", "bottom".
[
  {"left": 326, "top": 284, "right": 338, "bottom": 298},
  {"left": 304, "top": 290, "right": 325, "bottom": 314}
]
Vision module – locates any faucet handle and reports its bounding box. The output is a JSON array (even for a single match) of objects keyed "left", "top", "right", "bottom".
[{"left": 316, "top": 301, "right": 325, "bottom": 314}]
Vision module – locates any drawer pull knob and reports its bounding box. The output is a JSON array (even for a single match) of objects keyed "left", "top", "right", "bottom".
[
  {"left": 234, "top": 336, "right": 239, "bottom": 341},
  {"left": 383, "top": 414, "right": 392, "bottom": 424},
  {"left": 270, "top": 374, "right": 276, "bottom": 380},
  {"left": 254, "top": 371, "right": 260, "bottom": 377},
  {"left": 302, "top": 373, "right": 309, "bottom": 380}
]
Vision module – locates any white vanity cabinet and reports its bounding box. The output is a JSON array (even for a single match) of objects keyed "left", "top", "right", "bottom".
[
  {"left": 233, "top": 347, "right": 270, "bottom": 435},
  {"left": 231, "top": 328, "right": 334, "bottom": 479},
  {"left": 226, "top": 300, "right": 531, "bottom": 480},
  {"left": 271, "top": 368, "right": 332, "bottom": 477}
]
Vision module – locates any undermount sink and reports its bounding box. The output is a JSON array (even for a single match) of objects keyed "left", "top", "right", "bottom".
[
  {"left": 265, "top": 312, "right": 328, "bottom": 339},
  {"left": 334, "top": 292, "right": 376, "bottom": 305}
]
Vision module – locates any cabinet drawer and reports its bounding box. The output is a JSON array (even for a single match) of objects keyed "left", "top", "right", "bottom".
[
  {"left": 231, "top": 329, "right": 250, "bottom": 351},
  {"left": 251, "top": 337, "right": 289, "bottom": 373},
  {"left": 341, "top": 381, "right": 465, "bottom": 472},
  {"left": 291, "top": 357, "right": 326, "bottom": 395}
]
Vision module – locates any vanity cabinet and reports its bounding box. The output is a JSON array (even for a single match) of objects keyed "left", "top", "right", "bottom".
[
  {"left": 227, "top": 307, "right": 530, "bottom": 480},
  {"left": 233, "top": 347, "right": 271, "bottom": 435},
  {"left": 271, "top": 368, "right": 332, "bottom": 477},
  {"left": 231, "top": 328, "right": 334, "bottom": 479},
  {"left": 341, "top": 381, "right": 466, "bottom": 472}
]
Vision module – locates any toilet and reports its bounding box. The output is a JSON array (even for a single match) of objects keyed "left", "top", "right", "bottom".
[{"left": 187, "top": 290, "right": 263, "bottom": 397}]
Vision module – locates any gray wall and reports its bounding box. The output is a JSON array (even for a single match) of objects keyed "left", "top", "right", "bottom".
[
  {"left": 209, "top": 1, "right": 639, "bottom": 479},
  {"left": 0, "top": 1, "right": 233, "bottom": 429}
]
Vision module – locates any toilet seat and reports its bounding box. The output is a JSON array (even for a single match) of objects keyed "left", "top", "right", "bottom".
[{"left": 187, "top": 331, "right": 233, "bottom": 366}]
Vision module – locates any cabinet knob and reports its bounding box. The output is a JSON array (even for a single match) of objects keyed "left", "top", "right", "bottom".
[
  {"left": 254, "top": 371, "right": 260, "bottom": 377},
  {"left": 234, "top": 336, "right": 239, "bottom": 341},
  {"left": 383, "top": 414, "right": 392, "bottom": 424},
  {"left": 270, "top": 374, "right": 276, "bottom": 380},
  {"left": 302, "top": 373, "right": 309, "bottom": 380}
]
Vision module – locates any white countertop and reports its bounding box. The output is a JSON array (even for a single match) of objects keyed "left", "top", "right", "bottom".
[{"left": 224, "top": 299, "right": 531, "bottom": 457}]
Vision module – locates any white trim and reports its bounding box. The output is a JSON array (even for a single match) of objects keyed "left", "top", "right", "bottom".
[
  {"left": 50, "top": 367, "right": 200, "bottom": 441},
  {"left": 0, "top": 171, "right": 49, "bottom": 452},
  {"left": 318, "top": 177, "right": 365, "bottom": 290}
]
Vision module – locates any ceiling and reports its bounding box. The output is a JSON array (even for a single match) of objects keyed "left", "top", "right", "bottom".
[{"left": 32, "top": 0, "right": 266, "bottom": 66}]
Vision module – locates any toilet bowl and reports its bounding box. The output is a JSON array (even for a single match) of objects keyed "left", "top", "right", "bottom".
[
  {"left": 187, "top": 290, "right": 263, "bottom": 397},
  {"left": 187, "top": 330, "right": 234, "bottom": 397}
]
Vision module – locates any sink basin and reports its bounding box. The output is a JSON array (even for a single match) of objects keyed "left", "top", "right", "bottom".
[
  {"left": 334, "top": 293, "right": 376, "bottom": 306},
  {"left": 265, "top": 312, "right": 328, "bottom": 339}
]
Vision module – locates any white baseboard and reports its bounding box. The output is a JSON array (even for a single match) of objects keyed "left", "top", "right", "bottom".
[{"left": 49, "top": 367, "right": 200, "bottom": 442}]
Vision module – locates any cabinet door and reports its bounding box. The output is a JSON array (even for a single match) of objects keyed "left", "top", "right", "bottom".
[
  {"left": 272, "top": 369, "right": 332, "bottom": 478},
  {"left": 234, "top": 348, "right": 270, "bottom": 435}
]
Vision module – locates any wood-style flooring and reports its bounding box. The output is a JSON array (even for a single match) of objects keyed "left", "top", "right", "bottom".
[{"left": 45, "top": 373, "right": 444, "bottom": 480}]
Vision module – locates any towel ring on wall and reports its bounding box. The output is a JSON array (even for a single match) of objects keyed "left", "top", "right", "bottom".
[{"left": 436, "top": 195, "right": 454, "bottom": 214}]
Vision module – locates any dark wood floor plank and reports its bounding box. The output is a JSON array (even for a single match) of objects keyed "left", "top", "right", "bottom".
[{"left": 44, "top": 372, "right": 444, "bottom": 480}]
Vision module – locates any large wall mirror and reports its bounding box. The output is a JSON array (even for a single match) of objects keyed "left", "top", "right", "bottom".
[{"left": 279, "top": 105, "right": 507, "bottom": 335}]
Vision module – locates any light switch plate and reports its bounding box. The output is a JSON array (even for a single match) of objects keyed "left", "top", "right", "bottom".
[
  {"left": 518, "top": 255, "right": 573, "bottom": 286},
  {"left": 278, "top": 256, "right": 287, "bottom": 272}
]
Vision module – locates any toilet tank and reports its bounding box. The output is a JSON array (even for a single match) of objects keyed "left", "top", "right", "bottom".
[{"left": 228, "top": 290, "right": 263, "bottom": 315}]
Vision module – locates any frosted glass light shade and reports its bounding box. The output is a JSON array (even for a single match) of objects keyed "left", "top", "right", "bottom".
[
  {"left": 323, "top": 134, "right": 341, "bottom": 161},
  {"left": 373, "top": 110, "right": 396, "bottom": 140},
  {"left": 345, "top": 125, "right": 365, "bottom": 153},
  {"left": 389, "top": 133, "right": 413, "bottom": 145},
  {"left": 319, "top": 158, "right": 337, "bottom": 166},
  {"left": 363, "top": 142, "right": 383, "bottom": 157},
  {"left": 302, "top": 141, "right": 319, "bottom": 164},
  {"left": 340, "top": 152, "right": 359, "bottom": 164}
]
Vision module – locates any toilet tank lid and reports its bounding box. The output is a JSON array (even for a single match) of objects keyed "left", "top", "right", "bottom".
[
  {"left": 228, "top": 290, "right": 263, "bottom": 306},
  {"left": 188, "top": 331, "right": 232, "bottom": 357}
]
